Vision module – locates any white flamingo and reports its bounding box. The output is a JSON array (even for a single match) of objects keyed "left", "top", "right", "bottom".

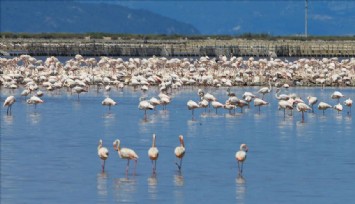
[
  {"left": 72, "top": 86, "right": 88, "bottom": 101},
  {"left": 113, "top": 139, "right": 139, "bottom": 174},
  {"left": 198, "top": 99, "right": 209, "bottom": 112},
  {"left": 26, "top": 95, "right": 44, "bottom": 109},
  {"left": 253, "top": 98, "right": 269, "bottom": 114},
  {"left": 101, "top": 97, "right": 117, "bottom": 110},
  {"left": 278, "top": 100, "right": 293, "bottom": 118},
  {"left": 236, "top": 100, "right": 248, "bottom": 113},
  {"left": 148, "top": 134, "right": 159, "bottom": 173},
  {"left": 160, "top": 96, "right": 171, "bottom": 110},
  {"left": 3, "top": 95, "right": 16, "bottom": 115},
  {"left": 175, "top": 135, "right": 185, "bottom": 171},
  {"left": 149, "top": 97, "right": 161, "bottom": 109},
  {"left": 138, "top": 99, "right": 154, "bottom": 120},
  {"left": 275, "top": 88, "right": 289, "bottom": 101},
  {"left": 257, "top": 80, "right": 272, "bottom": 99},
  {"left": 211, "top": 100, "right": 224, "bottom": 114},
  {"left": 235, "top": 144, "right": 248, "bottom": 175},
  {"left": 224, "top": 100, "right": 236, "bottom": 114},
  {"left": 331, "top": 91, "right": 345, "bottom": 103},
  {"left": 317, "top": 102, "right": 332, "bottom": 115},
  {"left": 334, "top": 103, "right": 343, "bottom": 114},
  {"left": 344, "top": 98, "right": 352, "bottom": 115},
  {"left": 21, "top": 89, "right": 30, "bottom": 99},
  {"left": 187, "top": 100, "right": 200, "bottom": 119},
  {"left": 296, "top": 102, "right": 311, "bottom": 122},
  {"left": 98, "top": 139, "right": 109, "bottom": 172},
  {"left": 307, "top": 96, "right": 318, "bottom": 113}
]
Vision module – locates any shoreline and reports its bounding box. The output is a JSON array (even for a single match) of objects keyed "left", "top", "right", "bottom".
[{"left": 1, "top": 38, "right": 355, "bottom": 57}]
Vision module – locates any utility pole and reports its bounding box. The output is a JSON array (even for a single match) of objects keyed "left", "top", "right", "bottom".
[{"left": 305, "top": 0, "right": 308, "bottom": 38}]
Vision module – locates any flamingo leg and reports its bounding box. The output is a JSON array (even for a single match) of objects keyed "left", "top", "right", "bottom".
[
  {"left": 283, "top": 109, "right": 286, "bottom": 119},
  {"left": 126, "top": 159, "right": 130, "bottom": 173},
  {"left": 151, "top": 160, "right": 155, "bottom": 173},
  {"left": 154, "top": 160, "right": 157, "bottom": 173},
  {"left": 134, "top": 160, "right": 137, "bottom": 175},
  {"left": 302, "top": 111, "right": 305, "bottom": 122},
  {"left": 241, "top": 162, "right": 244, "bottom": 174},
  {"left": 102, "top": 160, "right": 105, "bottom": 172},
  {"left": 175, "top": 158, "right": 183, "bottom": 171},
  {"left": 6, "top": 106, "right": 10, "bottom": 115},
  {"left": 237, "top": 161, "right": 241, "bottom": 175}
]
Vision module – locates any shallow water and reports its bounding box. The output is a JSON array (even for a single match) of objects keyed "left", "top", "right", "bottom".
[{"left": 1, "top": 86, "right": 354, "bottom": 203}]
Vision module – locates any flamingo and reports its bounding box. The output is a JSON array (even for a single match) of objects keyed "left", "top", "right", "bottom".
[
  {"left": 242, "top": 91, "right": 256, "bottom": 100},
  {"left": 201, "top": 92, "right": 216, "bottom": 111},
  {"left": 282, "top": 83, "right": 290, "bottom": 89},
  {"left": 257, "top": 80, "right": 272, "bottom": 99},
  {"left": 236, "top": 99, "right": 248, "bottom": 113},
  {"left": 21, "top": 89, "right": 30, "bottom": 99},
  {"left": 113, "top": 139, "right": 139, "bottom": 174},
  {"left": 26, "top": 95, "right": 44, "bottom": 109},
  {"left": 149, "top": 97, "right": 161, "bottom": 110},
  {"left": 138, "top": 99, "right": 154, "bottom": 120},
  {"left": 3, "top": 95, "right": 16, "bottom": 115},
  {"left": 211, "top": 100, "right": 224, "bottom": 114},
  {"left": 235, "top": 144, "right": 248, "bottom": 175},
  {"left": 148, "top": 134, "right": 159, "bottom": 173},
  {"left": 334, "top": 103, "right": 343, "bottom": 114},
  {"left": 278, "top": 100, "right": 293, "bottom": 119},
  {"left": 307, "top": 96, "right": 318, "bottom": 113},
  {"left": 198, "top": 99, "right": 209, "bottom": 112},
  {"left": 224, "top": 101, "right": 236, "bottom": 114},
  {"left": 331, "top": 91, "right": 345, "bottom": 103},
  {"left": 296, "top": 102, "right": 311, "bottom": 122},
  {"left": 98, "top": 139, "right": 109, "bottom": 172},
  {"left": 101, "top": 97, "right": 117, "bottom": 110},
  {"left": 72, "top": 86, "right": 88, "bottom": 101},
  {"left": 36, "top": 90, "right": 44, "bottom": 97},
  {"left": 253, "top": 98, "right": 269, "bottom": 114},
  {"left": 187, "top": 100, "right": 200, "bottom": 119},
  {"left": 344, "top": 98, "right": 352, "bottom": 115},
  {"left": 160, "top": 96, "right": 171, "bottom": 110},
  {"left": 275, "top": 88, "right": 289, "bottom": 101},
  {"left": 317, "top": 102, "right": 332, "bottom": 115},
  {"left": 243, "top": 95, "right": 253, "bottom": 108},
  {"left": 175, "top": 135, "right": 185, "bottom": 171}
]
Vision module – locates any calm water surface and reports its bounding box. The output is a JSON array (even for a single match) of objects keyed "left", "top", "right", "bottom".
[{"left": 1, "top": 86, "right": 354, "bottom": 203}]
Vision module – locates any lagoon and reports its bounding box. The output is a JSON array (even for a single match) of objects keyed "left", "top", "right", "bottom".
[{"left": 1, "top": 86, "right": 354, "bottom": 203}]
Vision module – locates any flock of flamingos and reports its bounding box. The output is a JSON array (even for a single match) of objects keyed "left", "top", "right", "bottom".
[{"left": 1, "top": 54, "right": 354, "bottom": 176}]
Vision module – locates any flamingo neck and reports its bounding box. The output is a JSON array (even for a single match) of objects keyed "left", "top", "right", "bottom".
[
  {"left": 152, "top": 135, "right": 156, "bottom": 147},
  {"left": 114, "top": 141, "right": 121, "bottom": 151},
  {"left": 180, "top": 138, "right": 185, "bottom": 147}
]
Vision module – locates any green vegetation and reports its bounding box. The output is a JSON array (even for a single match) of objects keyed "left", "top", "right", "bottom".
[{"left": 1, "top": 32, "right": 354, "bottom": 41}]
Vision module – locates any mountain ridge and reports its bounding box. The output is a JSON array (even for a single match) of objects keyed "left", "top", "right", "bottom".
[{"left": 0, "top": 1, "right": 200, "bottom": 35}]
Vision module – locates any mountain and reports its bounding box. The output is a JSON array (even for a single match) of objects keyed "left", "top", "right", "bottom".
[
  {"left": 0, "top": 1, "right": 200, "bottom": 35},
  {"left": 114, "top": 1, "right": 355, "bottom": 36}
]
